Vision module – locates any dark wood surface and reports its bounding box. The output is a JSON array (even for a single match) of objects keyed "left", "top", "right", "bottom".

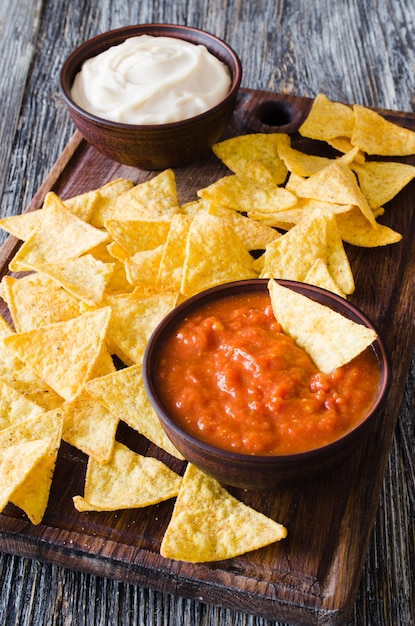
[{"left": 1, "top": 2, "right": 414, "bottom": 625}]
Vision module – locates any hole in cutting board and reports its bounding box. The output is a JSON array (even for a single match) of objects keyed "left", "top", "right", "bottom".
[{"left": 255, "top": 99, "right": 298, "bottom": 128}]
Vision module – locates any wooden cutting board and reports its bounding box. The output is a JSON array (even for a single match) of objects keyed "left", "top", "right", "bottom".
[{"left": 1, "top": 89, "right": 414, "bottom": 626}]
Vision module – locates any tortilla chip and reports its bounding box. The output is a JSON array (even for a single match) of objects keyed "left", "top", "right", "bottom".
[
  {"left": 0, "top": 438, "right": 52, "bottom": 512},
  {"left": 0, "top": 379, "right": 44, "bottom": 430},
  {"left": 0, "top": 410, "right": 63, "bottom": 524},
  {"left": 304, "top": 258, "right": 346, "bottom": 298},
  {"left": 181, "top": 214, "right": 257, "bottom": 297},
  {"left": 213, "top": 133, "right": 290, "bottom": 184},
  {"left": 85, "top": 363, "right": 184, "bottom": 459},
  {"left": 4, "top": 307, "right": 112, "bottom": 401},
  {"left": 1, "top": 273, "right": 87, "bottom": 332},
  {"left": 207, "top": 203, "right": 281, "bottom": 250},
  {"left": 104, "top": 219, "right": 170, "bottom": 255},
  {"left": 124, "top": 246, "right": 165, "bottom": 287},
  {"left": 298, "top": 93, "right": 355, "bottom": 141},
  {"left": 73, "top": 441, "right": 182, "bottom": 512},
  {"left": 198, "top": 170, "right": 297, "bottom": 214},
  {"left": 292, "top": 162, "right": 377, "bottom": 226},
  {"left": 268, "top": 279, "right": 377, "bottom": 373},
  {"left": 9, "top": 192, "right": 110, "bottom": 272},
  {"left": 336, "top": 207, "right": 402, "bottom": 247},
  {"left": 60, "top": 391, "right": 119, "bottom": 463},
  {"left": 0, "top": 210, "right": 43, "bottom": 241},
  {"left": 106, "top": 292, "right": 178, "bottom": 365},
  {"left": 351, "top": 160, "right": 415, "bottom": 209},
  {"left": 107, "top": 169, "right": 180, "bottom": 223},
  {"left": 160, "top": 464, "right": 287, "bottom": 562},
  {"left": 257, "top": 211, "right": 328, "bottom": 282},
  {"left": 33, "top": 255, "right": 115, "bottom": 306},
  {"left": 352, "top": 104, "right": 415, "bottom": 155}
]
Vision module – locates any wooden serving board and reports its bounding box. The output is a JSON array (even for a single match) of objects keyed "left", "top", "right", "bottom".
[{"left": 1, "top": 89, "right": 414, "bottom": 626}]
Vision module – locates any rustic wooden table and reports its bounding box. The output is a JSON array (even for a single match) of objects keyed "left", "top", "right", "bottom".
[{"left": 0, "top": 0, "right": 414, "bottom": 624}]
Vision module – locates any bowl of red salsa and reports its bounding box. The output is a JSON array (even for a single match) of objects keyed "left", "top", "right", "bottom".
[{"left": 143, "top": 279, "right": 390, "bottom": 490}]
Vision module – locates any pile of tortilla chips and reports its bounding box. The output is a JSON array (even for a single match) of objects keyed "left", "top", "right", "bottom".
[{"left": 0, "top": 92, "right": 413, "bottom": 562}]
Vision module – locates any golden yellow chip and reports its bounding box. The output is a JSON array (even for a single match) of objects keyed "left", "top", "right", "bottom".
[
  {"left": 85, "top": 363, "right": 184, "bottom": 459},
  {"left": 64, "top": 179, "right": 135, "bottom": 223},
  {"left": 268, "top": 279, "right": 377, "bottom": 373},
  {"left": 88, "top": 242, "right": 134, "bottom": 295},
  {"left": 9, "top": 192, "right": 110, "bottom": 272},
  {"left": 4, "top": 307, "right": 112, "bottom": 401},
  {"left": 0, "top": 409, "right": 63, "bottom": 524},
  {"left": 97, "top": 169, "right": 180, "bottom": 226},
  {"left": 106, "top": 292, "right": 178, "bottom": 365},
  {"left": 73, "top": 441, "right": 182, "bottom": 512},
  {"left": 351, "top": 160, "right": 415, "bottom": 209},
  {"left": 304, "top": 258, "right": 346, "bottom": 298},
  {"left": 160, "top": 464, "right": 287, "bottom": 563},
  {"left": 104, "top": 219, "right": 170, "bottom": 255},
  {"left": 123, "top": 245, "right": 165, "bottom": 287},
  {"left": 298, "top": 94, "right": 355, "bottom": 141},
  {"left": 324, "top": 212, "right": 355, "bottom": 295},
  {"left": 198, "top": 170, "right": 297, "bottom": 214},
  {"left": 180, "top": 214, "right": 257, "bottom": 297},
  {"left": 207, "top": 203, "right": 281, "bottom": 250},
  {"left": 278, "top": 141, "right": 361, "bottom": 177},
  {"left": 292, "top": 162, "right": 377, "bottom": 226},
  {"left": 0, "top": 273, "right": 87, "bottom": 332},
  {"left": 257, "top": 211, "right": 328, "bottom": 281},
  {"left": 34, "top": 255, "right": 115, "bottom": 306},
  {"left": 0, "top": 379, "right": 44, "bottom": 430},
  {"left": 248, "top": 197, "right": 353, "bottom": 231},
  {"left": 86, "top": 178, "right": 136, "bottom": 228},
  {"left": 352, "top": 104, "right": 415, "bottom": 155},
  {"left": 213, "top": 133, "right": 289, "bottom": 184},
  {"left": 59, "top": 391, "right": 119, "bottom": 463},
  {"left": 0, "top": 209, "right": 43, "bottom": 241},
  {"left": 0, "top": 316, "right": 63, "bottom": 411},
  {"left": 63, "top": 188, "right": 100, "bottom": 222},
  {"left": 0, "top": 438, "right": 52, "bottom": 512},
  {"left": 336, "top": 207, "right": 402, "bottom": 247}
]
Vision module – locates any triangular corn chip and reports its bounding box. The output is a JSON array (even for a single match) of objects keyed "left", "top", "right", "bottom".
[
  {"left": 0, "top": 410, "right": 63, "bottom": 524},
  {"left": 0, "top": 379, "right": 44, "bottom": 430},
  {"left": 298, "top": 94, "right": 355, "bottom": 141},
  {"left": 292, "top": 162, "right": 377, "bottom": 226},
  {"left": 85, "top": 363, "right": 184, "bottom": 459},
  {"left": 9, "top": 192, "right": 110, "bottom": 272},
  {"left": 213, "top": 133, "right": 290, "bottom": 184},
  {"left": 73, "top": 441, "right": 182, "bottom": 512},
  {"left": 180, "top": 214, "right": 257, "bottom": 297},
  {"left": 0, "top": 438, "right": 52, "bottom": 511},
  {"left": 60, "top": 391, "right": 119, "bottom": 464},
  {"left": 1, "top": 273, "right": 87, "bottom": 332},
  {"left": 4, "top": 307, "right": 111, "bottom": 401},
  {"left": 352, "top": 104, "right": 415, "bottom": 155},
  {"left": 106, "top": 292, "right": 178, "bottom": 365},
  {"left": 33, "top": 255, "right": 115, "bottom": 306},
  {"left": 268, "top": 279, "right": 377, "bottom": 373},
  {"left": 160, "top": 464, "right": 287, "bottom": 562}
]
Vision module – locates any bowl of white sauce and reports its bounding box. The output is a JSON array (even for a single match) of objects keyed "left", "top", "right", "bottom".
[{"left": 60, "top": 24, "right": 242, "bottom": 169}]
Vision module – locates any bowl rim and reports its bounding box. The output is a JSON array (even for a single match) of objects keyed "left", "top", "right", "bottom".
[
  {"left": 59, "top": 23, "right": 243, "bottom": 131},
  {"left": 143, "top": 278, "right": 391, "bottom": 466}
]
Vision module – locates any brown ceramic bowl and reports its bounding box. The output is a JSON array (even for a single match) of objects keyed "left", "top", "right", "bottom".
[
  {"left": 59, "top": 24, "right": 242, "bottom": 169},
  {"left": 143, "top": 279, "right": 391, "bottom": 490}
]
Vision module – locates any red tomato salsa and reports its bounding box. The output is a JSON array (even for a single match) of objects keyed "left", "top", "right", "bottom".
[{"left": 155, "top": 292, "right": 380, "bottom": 455}]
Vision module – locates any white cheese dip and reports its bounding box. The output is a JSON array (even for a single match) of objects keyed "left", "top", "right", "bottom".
[{"left": 70, "top": 35, "right": 232, "bottom": 124}]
